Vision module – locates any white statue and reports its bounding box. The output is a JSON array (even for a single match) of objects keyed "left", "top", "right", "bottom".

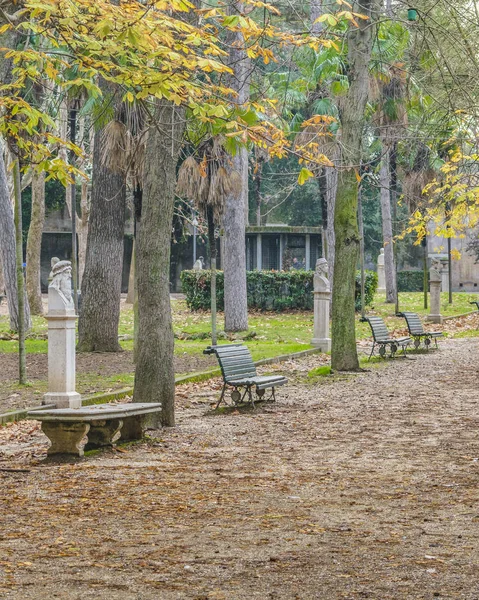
[
  {"left": 193, "top": 256, "right": 204, "bottom": 271},
  {"left": 49, "top": 260, "right": 74, "bottom": 308},
  {"left": 312, "top": 257, "right": 331, "bottom": 351},
  {"left": 313, "top": 258, "right": 330, "bottom": 292},
  {"left": 430, "top": 258, "right": 442, "bottom": 282},
  {"left": 48, "top": 256, "right": 60, "bottom": 282}
]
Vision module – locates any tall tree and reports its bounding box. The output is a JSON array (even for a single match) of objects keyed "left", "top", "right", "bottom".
[
  {"left": 0, "top": 5, "right": 31, "bottom": 333},
  {"left": 132, "top": 102, "right": 185, "bottom": 426},
  {"left": 379, "top": 147, "right": 396, "bottom": 303},
  {"left": 25, "top": 170, "right": 45, "bottom": 315},
  {"left": 331, "top": 0, "right": 380, "bottom": 371},
  {"left": 223, "top": 1, "right": 249, "bottom": 333},
  {"left": 77, "top": 83, "right": 127, "bottom": 352}
]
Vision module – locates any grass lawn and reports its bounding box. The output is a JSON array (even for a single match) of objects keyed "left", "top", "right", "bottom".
[{"left": 0, "top": 292, "right": 478, "bottom": 359}]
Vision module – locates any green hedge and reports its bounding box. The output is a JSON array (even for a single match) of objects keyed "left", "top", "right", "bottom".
[
  {"left": 181, "top": 269, "right": 378, "bottom": 312},
  {"left": 397, "top": 270, "right": 424, "bottom": 292}
]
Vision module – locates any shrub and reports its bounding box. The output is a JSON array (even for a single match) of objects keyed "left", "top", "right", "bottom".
[
  {"left": 181, "top": 269, "right": 378, "bottom": 312},
  {"left": 355, "top": 269, "right": 378, "bottom": 311},
  {"left": 397, "top": 270, "right": 424, "bottom": 292}
]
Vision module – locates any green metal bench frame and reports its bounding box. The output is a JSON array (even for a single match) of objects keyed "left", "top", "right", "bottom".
[
  {"left": 204, "top": 344, "right": 288, "bottom": 408},
  {"left": 360, "top": 316, "right": 410, "bottom": 360},
  {"left": 397, "top": 311, "right": 443, "bottom": 349}
]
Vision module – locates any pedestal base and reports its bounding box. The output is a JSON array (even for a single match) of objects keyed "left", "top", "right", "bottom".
[
  {"left": 311, "top": 338, "right": 331, "bottom": 352},
  {"left": 43, "top": 392, "right": 81, "bottom": 409},
  {"left": 377, "top": 287, "right": 386, "bottom": 294},
  {"left": 426, "top": 314, "right": 443, "bottom": 324}
]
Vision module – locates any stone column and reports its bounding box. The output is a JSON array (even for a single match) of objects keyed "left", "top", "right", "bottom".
[
  {"left": 377, "top": 248, "right": 386, "bottom": 293},
  {"left": 426, "top": 259, "right": 443, "bottom": 323},
  {"left": 43, "top": 260, "right": 81, "bottom": 408},
  {"left": 311, "top": 258, "right": 331, "bottom": 352},
  {"left": 305, "top": 235, "right": 311, "bottom": 270},
  {"left": 440, "top": 260, "right": 449, "bottom": 292}
]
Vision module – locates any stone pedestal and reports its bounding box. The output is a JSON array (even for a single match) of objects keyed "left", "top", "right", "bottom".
[
  {"left": 377, "top": 248, "right": 385, "bottom": 293},
  {"left": 43, "top": 260, "right": 81, "bottom": 409},
  {"left": 311, "top": 258, "right": 331, "bottom": 352},
  {"left": 440, "top": 262, "right": 449, "bottom": 292},
  {"left": 426, "top": 260, "right": 443, "bottom": 324}
]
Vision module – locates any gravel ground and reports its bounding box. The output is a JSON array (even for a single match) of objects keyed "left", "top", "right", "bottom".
[{"left": 1, "top": 338, "right": 479, "bottom": 599}]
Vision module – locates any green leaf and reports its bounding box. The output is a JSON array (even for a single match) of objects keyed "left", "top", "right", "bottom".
[{"left": 298, "top": 167, "right": 314, "bottom": 185}]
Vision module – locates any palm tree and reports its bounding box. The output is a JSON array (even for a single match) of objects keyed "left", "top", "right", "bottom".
[{"left": 177, "top": 137, "right": 241, "bottom": 344}]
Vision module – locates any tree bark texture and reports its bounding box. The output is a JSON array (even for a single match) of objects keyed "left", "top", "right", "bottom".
[
  {"left": 379, "top": 146, "right": 397, "bottom": 303},
  {"left": 325, "top": 164, "right": 337, "bottom": 286},
  {"left": 126, "top": 239, "right": 135, "bottom": 304},
  {"left": 77, "top": 181, "right": 90, "bottom": 286},
  {"left": 133, "top": 102, "right": 186, "bottom": 427},
  {"left": 331, "top": 0, "right": 379, "bottom": 371},
  {"left": 13, "top": 158, "right": 27, "bottom": 383},
  {"left": 223, "top": 4, "right": 249, "bottom": 332},
  {"left": 78, "top": 85, "right": 126, "bottom": 352},
  {"left": 26, "top": 170, "right": 45, "bottom": 315},
  {"left": 0, "top": 152, "right": 31, "bottom": 331},
  {"left": 0, "top": 254, "right": 5, "bottom": 294}
]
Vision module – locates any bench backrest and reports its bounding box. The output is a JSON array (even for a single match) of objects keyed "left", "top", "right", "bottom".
[
  {"left": 362, "top": 316, "right": 391, "bottom": 342},
  {"left": 204, "top": 344, "right": 257, "bottom": 383},
  {"left": 399, "top": 311, "right": 424, "bottom": 335}
]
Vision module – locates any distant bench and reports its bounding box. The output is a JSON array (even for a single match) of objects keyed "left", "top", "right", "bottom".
[
  {"left": 28, "top": 402, "right": 162, "bottom": 457},
  {"left": 360, "top": 316, "right": 410, "bottom": 360},
  {"left": 204, "top": 344, "right": 288, "bottom": 408},
  {"left": 397, "top": 311, "right": 443, "bottom": 349}
]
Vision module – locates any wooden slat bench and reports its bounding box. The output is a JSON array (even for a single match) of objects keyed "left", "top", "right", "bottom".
[
  {"left": 360, "top": 316, "right": 410, "bottom": 360},
  {"left": 27, "top": 403, "right": 162, "bottom": 457},
  {"left": 204, "top": 344, "right": 288, "bottom": 408},
  {"left": 397, "top": 311, "right": 443, "bottom": 349}
]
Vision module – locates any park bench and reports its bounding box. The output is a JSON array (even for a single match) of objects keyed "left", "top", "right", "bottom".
[
  {"left": 397, "top": 311, "right": 443, "bottom": 349},
  {"left": 360, "top": 316, "right": 410, "bottom": 360},
  {"left": 470, "top": 301, "right": 479, "bottom": 311},
  {"left": 27, "top": 402, "right": 162, "bottom": 457},
  {"left": 204, "top": 344, "right": 288, "bottom": 408}
]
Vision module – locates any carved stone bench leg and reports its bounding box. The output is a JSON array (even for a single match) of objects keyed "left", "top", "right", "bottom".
[
  {"left": 120, "top": 415, "right": 144, "bottom": 442},
  {"left": 84, "top": 419, "right": 123, "bottom": 451},
  {"left": 42, "top": 422, "right": 90, "bottom": 457}
]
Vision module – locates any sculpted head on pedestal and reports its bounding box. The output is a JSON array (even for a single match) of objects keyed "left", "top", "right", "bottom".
[
  {"left": 49, "top": 260, "right": 74, "bottom": 308},
  {"left": 377, "top": 248, "right": 385, "bottom": 265},
  {"left": 430, "top": 258, "right": 442, "bottom": 282},
  {"left": 314, "top": 258, "right": 330, "bottom": 291}
]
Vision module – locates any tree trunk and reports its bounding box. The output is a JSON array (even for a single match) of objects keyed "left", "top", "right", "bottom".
[
  {"left": 379, "top": 146, "right": 397, "bottom": 303},
  {"left": 126, "top": 239, "right": 135, "bottom": 304},
  {"left": 13, "top": 158, "right": 27, "bottom": 383},
  {"left": 0, "top": 151, "right": 31, "bottom": 332},
  {"left": 26, "top": 170, "right": 45, "bottom": 315},
  {"left": 0, "top": 255, "right": 4, "bottom": 294},
  {"left": 325, "top": 164, "right": 337, "bottom": 286},
  {"left": 77, "top": 83, "right": 126, "bottom": 352},
  {"left": 223, "top": 4, "right": 249, "bottom": 332},
  {"left": 207, "top": 208, "right": 218, "bottom": 345},
  {"left": 224, "top": 145, "right": 249, "bottom": 332},
  {"left": 133, "top": 103, "right": 186, "bottom": 427},
  {"left": 77, "top": 180, "right": 90, "bottom": 286},
  {"left": 331, "top": 0, "right": 379, "bottom": 371}
]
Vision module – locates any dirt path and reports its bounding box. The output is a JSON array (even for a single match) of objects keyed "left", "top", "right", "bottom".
[{"left": 1, "top": 339, "right": 479, "bottom": 599}]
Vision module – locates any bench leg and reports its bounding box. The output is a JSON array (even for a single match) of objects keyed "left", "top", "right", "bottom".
[
  {"left": 84, "top": 419, "right": 123, "bottom": 450},
  {"left": 120, "top": 416, "right": 144, "bottom": 442},
  {"left": 42, "top": 422, "right": 90, "bottom": 457},
  {"left": 368, "top": 342, "right": 376, "bottom": 361},
  {"left": 216, "top": 384, "right": 227, "bottom": 409}
]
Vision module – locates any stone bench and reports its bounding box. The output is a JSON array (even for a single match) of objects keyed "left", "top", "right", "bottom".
[{"left": 27, "top": 403, "right": 162, "bottom": 457}]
